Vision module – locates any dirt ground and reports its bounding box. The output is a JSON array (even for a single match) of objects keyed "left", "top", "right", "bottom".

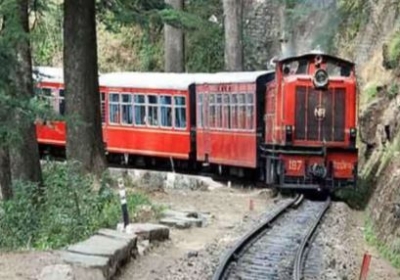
[
  {"left": 117, "top": 187, "right": 400, "bottom": 280},
  {"left": 0, "top": 182, "right": 399, "bottom": 280},
  {"left": 352, "top": 211, "right": 400, "bottom": 280},
  {"left": 0, "top": 251, "right": 61, "bottom": 280},
  {"left": 117, "top": 186, "right": 276, "bottom": 280}
]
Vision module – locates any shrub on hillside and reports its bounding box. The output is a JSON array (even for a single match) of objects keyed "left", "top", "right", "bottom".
[{"left": 0, "top": 162, "right": 154, "bottom": 250}]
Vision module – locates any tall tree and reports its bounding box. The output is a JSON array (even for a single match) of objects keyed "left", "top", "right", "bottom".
[
  {"left": 279, "top": 0, "right": 296, "bottom": 57},
  {"left": 64, "top": 0, "right": 106, "bottom": 175},
  {"left": 10, "top": 0, "right": 43, "bottom": 185},
  {"left": 222, "top": 0, "right": 243, "bottom": 71},
  {"left": 0, "top": 146, "right": 12, "bottom": 200},
  {"left": 164, "top": 0, "right": 184, "bottom": 72}
]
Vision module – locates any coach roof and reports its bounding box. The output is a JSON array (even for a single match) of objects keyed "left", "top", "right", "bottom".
[
  {"left": 99, "top": 71, "right": 273, "bottom": 90},
  {"left": 33, "top": 66, "right": 64, "bottom": 83}
]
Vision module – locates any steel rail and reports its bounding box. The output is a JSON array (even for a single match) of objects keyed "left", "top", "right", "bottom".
[
  {"left": 292, "top": 197, "right": 331, "bottom": 280},
  {"left": 212, "top": 194, "right": 304, "bottom": 280}
]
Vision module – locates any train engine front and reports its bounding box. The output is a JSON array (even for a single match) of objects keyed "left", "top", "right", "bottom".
[{"left": 262, "top": 50, "right": 358, "bottom": 191}]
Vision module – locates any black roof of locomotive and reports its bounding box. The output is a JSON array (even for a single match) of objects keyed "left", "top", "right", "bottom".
[{"left": 278, "top": 50, "right": 355, "bottom": 66}]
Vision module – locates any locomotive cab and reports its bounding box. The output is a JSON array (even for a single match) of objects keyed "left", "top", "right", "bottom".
[{"left": 262, "top": 50, "right": 358, "bottom": 191}]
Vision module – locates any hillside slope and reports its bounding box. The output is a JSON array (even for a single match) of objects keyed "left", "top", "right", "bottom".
[{"left": 337, "top": 0, "right": 400, "bottom": 268}]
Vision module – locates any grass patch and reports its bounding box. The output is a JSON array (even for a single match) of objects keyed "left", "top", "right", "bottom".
[
  {"left": 335, "top": 172, "right": 377, "bottom": 210},
  {"left": 364, "top": 216, "right": 400, "bottom": 268},
  {"left": 388, "top": 83, "right": 399, "bottom": 100},
  {"left": 363, "top": 83, "right": 379, "bottom": 101},
  {"left": 0, "top": 161, "right": 157, "bottom": 250},
  {"left": 388, "top": 34, "right": 400, "bottom": 68}
]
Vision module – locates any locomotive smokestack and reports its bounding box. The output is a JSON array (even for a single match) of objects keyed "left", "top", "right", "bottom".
[{"left": 279, "top": 35, "right": 296, "bottom": 58}]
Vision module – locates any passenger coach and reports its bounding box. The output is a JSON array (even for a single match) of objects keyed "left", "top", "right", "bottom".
[{"left": 33, "top": 49, "right": 358, "bottom": 192}]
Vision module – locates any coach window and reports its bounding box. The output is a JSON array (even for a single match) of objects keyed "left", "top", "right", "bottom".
[
  {"left": 38, "top": 88, "right": 52, "bottom": 109},
  {"left": 59, "top": 89, "right": 65, "bottom": 115},
  {"left": 230, "top": 94, "right": 238, "bottom": 129},
  {"left": 121, "top": 94, "right": 133, "bottom": 125},
  {"left": 109, "top": 93, "right": 120, "bottom": 124},
  {"left": 147, "top": 95, "right": 158, "bottom": 126},
  {"left": 50, "top": 89, "right": 59, "bottom": 113},
  {"left": 100, "top": 93, "right": 106, "bottom": 123},
  {"left": 160, "top": 95, "right": 172, "bottom": 127},
  {"left": 174, "top": 96, "right": 186, "bottom": 129},
  {"left": 134, "top": 95, "right": 145, "bottom": 126},
  {"left": 208, "top": 94, "right": 215, "bottom": 128},
  {"left": 215, "top": 94, "right": 222, "bottom": 128},
  {"left": 197, "top": 94, "right": 203, "bottom": 128},
  {"left": 238, "top": 93, "right": 246, "bottom": 129},
  {"left": 222, "top": 94, "right": 230, "bottom": 129},
  {"left": 246, "top": 93, "right": 254, "bottom": 130},
  {"left": 326, "top": 59, "right": 351, "bottom": 77}
]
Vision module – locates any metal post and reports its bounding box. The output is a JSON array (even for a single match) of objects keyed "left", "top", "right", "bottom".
[
  {"left": 169, "top": 156, "right": 175, "bottom": 173},
  {"left": 359, "top": 253, "right": 372, "bottom": 280},
  {"left": 118, "top": 178, "right": 130, "bottom": 228}
]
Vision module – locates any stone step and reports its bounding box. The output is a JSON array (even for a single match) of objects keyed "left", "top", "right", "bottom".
[
  {"left": 61, "top": 252, "right": 110, "bottom": 279},
  {"left": 64, "top": 229, "right": 137, "bottom": 279},
  {"left": 118, "top": 223, "right": 170, "bottom": 242}
]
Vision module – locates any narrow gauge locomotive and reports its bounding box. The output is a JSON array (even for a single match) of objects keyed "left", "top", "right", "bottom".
[
  {"left": 34, "top": 50, "right": 358, "bottom": 191},
  {"left": 261, "top": 50, "right": 358, "bottom": 190}
]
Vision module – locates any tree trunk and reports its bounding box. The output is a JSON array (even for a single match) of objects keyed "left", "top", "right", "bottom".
[
  {"left": 279, "top": 1, "right": 296, "bottom": 57},
  {"left": 223, "top": 0, "right": 243, "bottom": 71},
  {"left": 0, "top": 145, "right": 13, "bottom": 200},
  {"left": 64, "top": 0, "right": 106, "bottom": 175},
  {"left": 164, "top": 0, "right": 184, "bottom": 72},
  {"left": 11, "top": 0, "right": 43, "bottom": 186}
]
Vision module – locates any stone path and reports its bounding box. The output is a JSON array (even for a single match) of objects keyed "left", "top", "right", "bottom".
[{"left": 38, "top": 224, "right": 169, "bottom": 280}]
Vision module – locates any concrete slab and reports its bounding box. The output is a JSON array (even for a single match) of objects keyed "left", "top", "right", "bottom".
[
  {"left": 97, "top": 228, "right": 137, "bottom": 242},
  {"left": 66, "top": 234, "right": 135, "bottom": 279},
  {"left": 67, "top": 235, "right": 130, "bottom": 258},
  {"left": 123, "top": 223, "right": 169, "bottom": 242},
  {"left": 159, "top": 218, "right": 193, "bottom": 229},
  {"left": 61, "top": 252, "right": 110, "bottom": 279}
]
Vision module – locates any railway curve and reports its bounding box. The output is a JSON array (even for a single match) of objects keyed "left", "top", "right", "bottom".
[{"left": 213, "top": 195, "right": 331, "bottom": 280}]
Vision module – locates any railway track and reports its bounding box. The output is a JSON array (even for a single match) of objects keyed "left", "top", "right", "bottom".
[{"left": 213, "top": 195, "right": 331, "bottom": 280}]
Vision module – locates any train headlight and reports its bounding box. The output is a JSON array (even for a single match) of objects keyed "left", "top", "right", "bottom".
[
  {"left": 349, "top": 127, "right": 357, "bottom": 147},
  {"left": 313, "top": 69, "right": 329, "bottom": 88},
  {"left": 350, "top": 127, "right": 357, "bottom": 137}
]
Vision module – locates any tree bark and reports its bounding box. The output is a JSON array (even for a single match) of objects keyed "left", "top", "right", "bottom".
[
  {"left": 64, "top": 0, "right": 106, "bottom": 175},
  {"left": 10, "top": 0, "right": 43, "bottom": 185},
  {"left": 0, "top": 145, "right": 13, "bottom": 200},
  {"left": 222, "top": 0, "right": 243, "bottom": 71},
  {"left": 164, "top": 0, "right": 184, "bottom": 72},
  {"left": 279, "top": 1, "right": 296, "bottom": 57}
]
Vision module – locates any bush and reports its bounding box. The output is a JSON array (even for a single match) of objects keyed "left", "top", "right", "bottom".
[
  {"left": 0, "top": 162, "right": 154, "bottom": 250},
  {"left": 388, "top": 34, "right": 400, "bottom": 68},
  {"left": 365, "top": 216, "right": 400, "bottom": 268},
  {"left": 364, "top": 83, "right": 378, "bottom": 101}
]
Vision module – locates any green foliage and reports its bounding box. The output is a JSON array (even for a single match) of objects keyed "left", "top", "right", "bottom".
[
  {"left": 334, "top": 175, "right": 376, "bottom": 210},
  {"left": 338, "top": 0, "right": 370, "bottom": 35},
  {"left": 184, "top": 0, "right": 224, "bottom": 72},
  {"left": 31, "top": 1, "right": 63, "bottom": 66},
  {"left": 99, "top": 0, "right": 224, "bottom": 72},
  {"left": 388, "top": 83, "right": 399, "bottom": 99},
  {"left": 364, "top": 216, "right": 400, "bottom": 268},
  {"left": 386, "top": 33, "right": 400, "bottom": 69},
  {"left": 389, "top": 35, "right": 400, "bottom": 62},
  {"left": 0, "top": 162, "right": 154, "bottom": 250},
  {"left": 364, "top": 84, "right": 378, "bottom": 101}
]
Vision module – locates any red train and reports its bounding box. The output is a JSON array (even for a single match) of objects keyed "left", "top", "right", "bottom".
[{"left": 34, "top": 50, "right": 358, "bottom": 191}]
